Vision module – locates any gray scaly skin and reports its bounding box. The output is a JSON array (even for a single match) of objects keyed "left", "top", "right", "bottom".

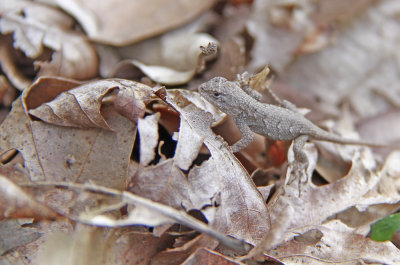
[{"left": 199, "top": 77, "right": 388, "bottom": 163}]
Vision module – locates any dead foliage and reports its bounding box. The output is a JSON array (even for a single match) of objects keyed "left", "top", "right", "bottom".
[{"left": 1, "top": 0, "right": 400, "bottom": 264}]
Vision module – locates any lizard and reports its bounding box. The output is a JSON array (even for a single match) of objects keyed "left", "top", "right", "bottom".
[{"left": 198, "top": 76, "right": 392, "bottom": 165}]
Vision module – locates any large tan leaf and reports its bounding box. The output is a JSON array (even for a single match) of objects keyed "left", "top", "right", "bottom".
[
  {"left": 129, "top": 88, "right": 269, "bottom": 245},
  {"left": 53, "top": 0, "right": 217, "bottom": 46},
  {"left": 0, "top": 77, "right": 151, "bottom": 189},
  {"left": 164, "top": 90, "right": 270, "bottom": 245},
  {"left": 270, "top": 147, "right": 377, "bottom": 238},
  {"left": 248, "top": 141, "right": 400, "bottom": 259},
  {"left": 0, "top": 219, "right": 41, "bottom": 256},
  {"left": 0, "top": 0, "right": 98, "bottom": 80}
]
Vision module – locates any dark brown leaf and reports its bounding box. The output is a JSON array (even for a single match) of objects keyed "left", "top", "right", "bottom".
[{"left": 182, "top": 248, "right": 245, "bottom": 265}]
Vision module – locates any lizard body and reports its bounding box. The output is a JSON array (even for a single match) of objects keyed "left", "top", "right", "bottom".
[{"left": 199, "top": 77, "right": 388, "bottom": 161}]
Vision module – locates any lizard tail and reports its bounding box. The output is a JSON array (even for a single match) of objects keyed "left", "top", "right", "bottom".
[{"left": 310, "top": 128, "right": 392, "bottom": 148}]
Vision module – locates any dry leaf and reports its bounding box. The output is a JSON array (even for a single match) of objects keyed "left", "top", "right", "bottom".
[
  {"left": 54, "top": 0, "right": 217, "bottom": 46},
  {"left": 358, "top": 109, "right": 400, "bottom": 151},
  {"left": 151, "top": 235, "right": 219, "bottom": 265},
  {"left": 167, "top": 89, "right": 227, "bottom": 127},
  {"left": 113, "top": 18, "right": 219, "bottom": 85},
  {"left": 281, "top": 0, "right": 400, "bottom": 118},
  {"left": 173, "top": 118, "right": 205, "bottom": 170},
  {"left": 138, "top": 113, "right": 160, "bottom": 166},
  {"left": 274, "top": 220, "right": 400, "bottom": 264},
  {"left": 0, "top": 0, "right": 98, "bottom": 80},
  {"left": 165, "top": 90, "right": 270, "bottom": 245},
  {"left": 114, "top": 231, "right": 175, "bottom": 265},
  {"left": 182, "top": 247, "right": 245, "bottom": 265},
  {"left": 0, "top": 75, "right": 17, "bottom": 107},
  {"left": 0, "top": 175, "right": 59, "bottom": 220},
  {"left": 0, "top": 40, "right": 30, "bottom": 90},
  {"left": 29, "top": 79, "right": 150, "bottom": 129},
  {"left": 38, "top": 182, "right": 248, "bottom": 252},
  {"left": 37, "top": 225, "right": 117, "bottom": 265},
  {"left": 116, "top": 231, "right": 174, "bottom": 265},
  {"left": 0, "top": 77, "right": 150, "bottom": 188},
  {"left": 246, "top": 0, "right": 312, "bottom": 73},
  {"left": 129, "top": 159, "right": 192, "bottom": 210},
  {"left": 2, "top": 1, "right": 400, "bottom": 263},
  {"left": 0, "top": 219, "right": 41, "bottom": 255},
  {"left": 249, "top": 140, "right": 400, "bottom": 260},
  {"left": 130, "top": 158, "right": 220, "bottom": 214}
]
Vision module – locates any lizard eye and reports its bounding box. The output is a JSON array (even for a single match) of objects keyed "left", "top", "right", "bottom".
[{"left": 213, "top": 92, "right": 220, "bottom": 97}]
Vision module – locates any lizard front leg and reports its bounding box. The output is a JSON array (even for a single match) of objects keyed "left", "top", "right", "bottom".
[{"left": 231, "top": 119, "right": 254, "bottom": 153}]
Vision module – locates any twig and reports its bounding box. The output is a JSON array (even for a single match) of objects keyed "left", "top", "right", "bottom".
[{"left": 23, "top": 181, "right": 251, "bottom": 252}]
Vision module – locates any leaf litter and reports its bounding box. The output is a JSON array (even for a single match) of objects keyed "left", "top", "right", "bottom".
[{"left": 1, "top": 0, "right": 400, "bottom": 264}]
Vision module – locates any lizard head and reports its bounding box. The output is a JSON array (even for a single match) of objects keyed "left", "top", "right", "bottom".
[{"left": 198, "top": 77, "right": 243, "bottom": 115}]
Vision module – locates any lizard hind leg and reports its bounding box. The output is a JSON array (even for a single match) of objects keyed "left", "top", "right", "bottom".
[
  {"left": 293, "top": 135, "right": 310, "bottom": 165},
  {"left": 286, "top": 135, "right": 310, "bottom": 197}
]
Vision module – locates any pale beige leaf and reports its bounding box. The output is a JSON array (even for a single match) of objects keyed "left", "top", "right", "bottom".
[
  {"left": 86, "top": 203, "right": 174, "bottom": 228},
  {"left": 114, "top": 21, "right": 219, "bottom": 85},
  {"left": 37, "top": 225, "right": 117, "bottom": 265},
  {"left": 173, "top": 118, "right": 204, "bottom": 170},
  {"left": 138, "top": 113, "right": 160, "bottom": 166},
  {"left": 126, "top": 60, "right": 197, "bottom": 86},
  {"left": 53, "top": 0, "right": 217, "bottom": 46},
  {"left": 333, "top": 151, "right": 400, "bottom": 234},
  {"left": 275, "top": 220, "right": 400, "bottom": 264},
  {"left": 167, "top": 89, "right": 227, "bottom": 127}
]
